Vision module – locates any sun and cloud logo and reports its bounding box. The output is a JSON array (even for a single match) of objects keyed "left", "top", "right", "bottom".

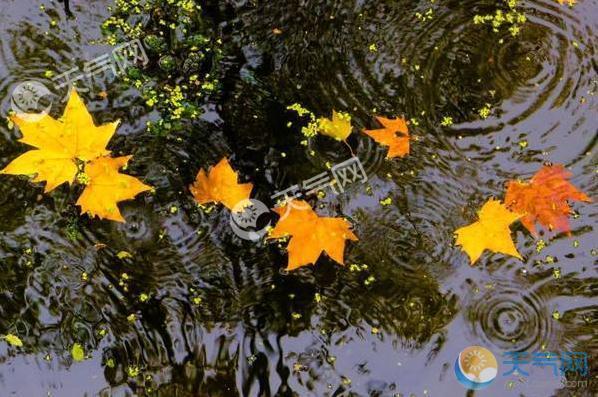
[{"left": 454, "top": 346, "right": 498, "bottom": 390}]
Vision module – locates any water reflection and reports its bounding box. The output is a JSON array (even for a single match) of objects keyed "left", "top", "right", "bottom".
[{"left": 0, "top": 0, "right": 595, "bottom": 396}]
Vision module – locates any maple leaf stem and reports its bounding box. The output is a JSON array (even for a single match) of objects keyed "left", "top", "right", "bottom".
[{"left": 343, "top": 141, "right": 355, "bottom": 157}]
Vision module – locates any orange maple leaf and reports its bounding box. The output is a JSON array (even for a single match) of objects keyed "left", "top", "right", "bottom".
[
  {"left": 363, "top": 116, "right": 410, "bottom": 158},
  {"left": 505, "top": 165, "right": 591, "bottom": 235},
  {"left": 268, "top": 200, "right": 358, "bottom": 270},
  {"left": 189, "top": 158, "right": 253, "bottom": 210}
]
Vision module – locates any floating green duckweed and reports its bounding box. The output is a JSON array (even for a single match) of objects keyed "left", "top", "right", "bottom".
[
  {"left": 127, "top": 365, "right": 141, "bottom": 377},
  {"left": 473, "top": 0, "right": 526, "bottom": 37},
  {"left": 102, "top": 0, "right": 222, "bottom": 135},
  {"left": 287, "top": 103, "right": 318, "bottom": 138}
]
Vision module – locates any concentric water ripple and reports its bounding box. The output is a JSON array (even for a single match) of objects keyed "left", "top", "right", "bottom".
[{"left": 467, "top": 282, "right": 556, "bottom": 352}]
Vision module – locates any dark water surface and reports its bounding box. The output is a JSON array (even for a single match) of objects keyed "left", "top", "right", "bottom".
[{"left": 0, "top": 0, "right": 596, "bottom": 396}]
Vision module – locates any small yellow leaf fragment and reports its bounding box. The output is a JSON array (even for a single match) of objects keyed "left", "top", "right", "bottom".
[
  {"left": 117, "top": 251, "right": 133, "bottom": 259},
  {"left": 553, "top": 268, "right": 561, "bottom": 279},
  {"left": 4, "top": 334, "right": 23, "bottom": 347},
  {"left": 536, "top": 239, "right": 546, "bottom": 253},
  {"left": 380, "top": 197, "right": 392, "bottom": 206},
  {"left": 440, "top": 116, "right": 453, "bottom": 127},
  {"left": 293, "top": 362, "right": 306, "bottom": 372},
  {"left": 127, "top": 365, "right": 141, "bottom": 377},
  {"left": 71, "top": 343, "right": 85, "bottom": 361},
  {"left": 478, "top": 104, "right": 492, "bottom": 119}
]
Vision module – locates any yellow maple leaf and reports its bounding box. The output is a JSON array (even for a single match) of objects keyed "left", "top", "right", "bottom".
[
  {"left": 454, "top": 199, "right": 523, "bottom": 264},
  {"left": 363, "top": 116, "right": 410, "bottom": 158},
  {"left": 557, "top": 0, "right": 575, "bottom": 5},
  {"left": 76, "top": 156, "right": 152, "bottom": 222},
  {"left": 268, "top": 200, "right": 358, "bottom": 270},
  {"left": 318, "top": 110, "right": 352, "bottom": 141},
  {"left": 1, "top": 89, "right": 118, "bottom": 192},
  {"left": 189, "top": 157, "right": 253, "bottom": 210}
]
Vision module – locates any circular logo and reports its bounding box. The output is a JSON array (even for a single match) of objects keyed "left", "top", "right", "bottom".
[
  {"left": 454, "top": 346, "right": 498, "bottom": 390},
  {"left": 229, "top": 199, "right": 272, "bottom": 241},
  {"left": 10, "top": 80, "right": 53, "bottom": 121}
]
